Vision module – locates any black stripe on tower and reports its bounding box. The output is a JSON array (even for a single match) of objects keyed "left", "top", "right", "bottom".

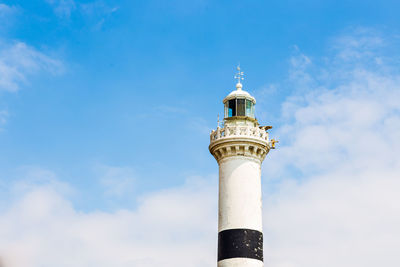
[{"left": 218, "top": 228, "right": 263, "bottom": 261}]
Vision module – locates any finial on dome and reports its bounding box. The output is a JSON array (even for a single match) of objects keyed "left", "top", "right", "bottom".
[{"left": 234, "top": 65, "right": 244, "bottom": 90}]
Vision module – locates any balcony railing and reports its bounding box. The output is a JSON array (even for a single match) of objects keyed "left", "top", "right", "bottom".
[{"left": 210, "top": 125, "right": 269, "bottom": 144}]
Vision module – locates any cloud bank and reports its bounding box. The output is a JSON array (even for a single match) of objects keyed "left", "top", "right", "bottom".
[
  {"left": 263, "top": 28, "right": 400, "bottom": 267},
  {"left": 0, "top": 169, "right": 217, "bottom": 267}
]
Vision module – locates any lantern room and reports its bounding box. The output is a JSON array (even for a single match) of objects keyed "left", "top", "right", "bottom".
[{"left": 223, "top": 82, "right": 256, "bottom": 119}]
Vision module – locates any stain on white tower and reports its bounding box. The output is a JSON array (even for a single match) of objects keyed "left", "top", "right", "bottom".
[{"left": 209, "top": 67, "right": 276, "bottom": 267}]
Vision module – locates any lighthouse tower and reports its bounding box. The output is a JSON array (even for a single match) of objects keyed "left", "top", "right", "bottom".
[{"left": 209, "top": 67, "right": 275, "bottom": 267}]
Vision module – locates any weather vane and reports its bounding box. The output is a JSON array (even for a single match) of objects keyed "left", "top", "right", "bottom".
[{"left": 234, "top": 65, "right": 244, "bottom": 84}]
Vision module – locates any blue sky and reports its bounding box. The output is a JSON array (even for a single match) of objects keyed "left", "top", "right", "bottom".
[{"left": 1, "top": 1, "right": 400, "bottom": 267}]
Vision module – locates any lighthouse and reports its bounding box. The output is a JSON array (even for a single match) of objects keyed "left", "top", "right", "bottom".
[{"left": 209, "top": 67, "right": 275, "bottom": 267}]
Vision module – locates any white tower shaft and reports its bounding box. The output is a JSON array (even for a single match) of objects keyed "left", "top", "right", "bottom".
[
  {"left": 218, "top": 157, "right": 263, "bottom": 267},
  {"left": 219, "top": 157, "right": 263, "bottom": 232}
]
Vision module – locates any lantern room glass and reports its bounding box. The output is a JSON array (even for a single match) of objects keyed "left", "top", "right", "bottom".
[
  {"left": 225, "top": 98, "right": 255, "bottom": 119},
  {"left": 237, "top": 99, "right": 245, "bottom": 116},
  {"left": 246, "top": 99, "right": 254, "bottom": 118},
  {"left": 228, "top": 99, "right": 236, "bottom": 117}
]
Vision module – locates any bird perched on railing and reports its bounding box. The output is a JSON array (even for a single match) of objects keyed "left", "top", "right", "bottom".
[
  {"left": 270, "top": 139, "right": 279, "bottom": 149},
  {"left": 259, "top": 126, "right": 273, "bottom": 131}
]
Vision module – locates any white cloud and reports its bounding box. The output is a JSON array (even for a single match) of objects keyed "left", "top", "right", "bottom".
[
  {"left": 264, "top": 170, "right": 400, "bottom": 267},
  {"left": 332, "top": 28, "right": 385, "bottom": 63},
  {"left": 0, "top": 41, "right": 64, "bottom": 92},
  {"left": 262, "top": 28, "right": 400, "bottom": 267},
  {"left": 0, "top": 174, "right": 217, "bottom": 267}
]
